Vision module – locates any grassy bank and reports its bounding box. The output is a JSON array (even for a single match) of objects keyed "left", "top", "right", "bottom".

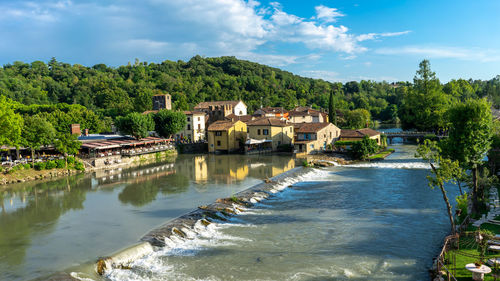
[{"left": 368, "top": 149, "right": 395, "bottom": 160}]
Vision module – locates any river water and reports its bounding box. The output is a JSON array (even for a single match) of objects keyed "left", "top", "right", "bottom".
[
  {"left": 0, "top": 145, "right": 458, "bottom": 281},
  {"left": 0, "top": 154, "right": 295, "bottom": 280}
]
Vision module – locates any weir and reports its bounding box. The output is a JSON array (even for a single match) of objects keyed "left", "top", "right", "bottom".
[{"left": 93, "top": 167, "right": 308, "bottom": 277}]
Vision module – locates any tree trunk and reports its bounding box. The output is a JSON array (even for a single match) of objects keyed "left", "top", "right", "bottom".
[
  {"left": 431, "top": 163, "right": 456, "bottom": 234},
  {"left": 471, "top": 166, "right": 479, "bottom": 215},
  {"left": 31, "top": 148, "right": 35, "bottom": 166},
  {"left": 456, "top": 178, "right": 463, "bottom": 195}
]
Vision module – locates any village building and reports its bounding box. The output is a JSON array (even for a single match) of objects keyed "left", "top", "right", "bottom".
[
  {"left": 207, "top": 120, "right": 247, "bottom": 153},
  {"left": 246, "top": 117, "right": 294, "bottom": 152},
  {"left": 194, "top": 100, "right": 247, "bottom": 123},
  {"left": 288, "top": 107, "right": 328, "bottom": 123},
  {"left": 294, "top": 123, "right": 341, "bottom": 154},
  {"left": 339, "top": 128, "right": 381, "bottom": 145},
  {"left": 176, "top": 111, "right": 207, "bottom": 142},
  {"left": 254, "top": 107, "right": 289, "bottom": 119}
]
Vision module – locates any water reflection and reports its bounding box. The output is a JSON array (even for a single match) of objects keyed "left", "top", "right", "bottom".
[{"left": 0, "top": 153, "right": 296, "bottom": 280}]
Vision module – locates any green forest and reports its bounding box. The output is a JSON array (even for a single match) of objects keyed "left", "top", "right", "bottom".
[{"left": 0, "top": 55, "right": 499, "bottom": 138}]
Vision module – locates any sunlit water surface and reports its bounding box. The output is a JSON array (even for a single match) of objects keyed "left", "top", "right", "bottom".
[{"left": 96, "top": 145, "right": 456, "bottom": 281}]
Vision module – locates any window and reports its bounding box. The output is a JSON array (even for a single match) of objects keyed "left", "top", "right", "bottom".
[
  {"left": 330, "top": 132, "right": 332, "bottom": 138},
  {"left": 263, "top": 129, "right": 269, "bottom": 135},
  {"left": 290, "top": 127, "right": 292, "bottom": 133},
  {"left": 217, "top": 140, "right": 221, "bottom": 146},
  {"left": 198, "top": 124, "right": 201, "bottom": 130},
  {"left": 239, "top": 111, "right": 243, "bottom": 115},
  {"left": 198, "top": 117, "right": 200, "bottom": 121},
  {"left": 257, "top": 129, "right": 261, "bottom": 135},
  {"left": 215, "top": 131, "right": 222, "bottom": 136},
  {"left": 187, "top": 124, "right": 191, "bottom": 130},
  {"left": 187, "top": 117, "right": 191, "bottom": 122},
  {"left": 278, "top": 141, "right": 281, "bottom": 145},
  {"left": 310, "top": 144, "right": 314, "bottom": 149}
]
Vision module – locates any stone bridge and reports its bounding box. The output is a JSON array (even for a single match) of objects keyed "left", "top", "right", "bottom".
[{"left": 380, "top": 131, "right": 447, "bottom": 144}]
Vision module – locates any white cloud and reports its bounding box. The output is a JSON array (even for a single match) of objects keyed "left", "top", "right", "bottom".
[
  {"left": 356, "top": 31, "right": 411, "bottom": 42},
  {"left": 0, "top": 0, "right": 410, "bottom": 67},
  {"left": 375, "top": 46, "right": 500, "bottom": 62},
  {"left": 314, "top": 5, "right": 344, "bottom": 23}
]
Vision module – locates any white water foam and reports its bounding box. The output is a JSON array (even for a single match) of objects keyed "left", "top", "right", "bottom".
[
  {"left": 105, "top": 168, "right": 332, "bottom": 281},
  {"left": 346, "top": 161, "right": 430, "bottom": 169}
]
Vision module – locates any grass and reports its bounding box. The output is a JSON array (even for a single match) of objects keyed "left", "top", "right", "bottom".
[
  {"left": 367, "top": 148, "right": 395, "bottom": 160},
  {"left": 444, "top": 235, "right": 500, "bottom": 281}
]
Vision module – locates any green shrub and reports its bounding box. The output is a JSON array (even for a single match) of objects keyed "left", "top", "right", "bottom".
[
  {"left": 35, "top": 162, "right": 46, "bottom": 170},
  {"left": 349, "top": 136, "right": 379, "bottom": 160},
  {"left": 46, "top": 160, "right": 57, "bottom": 169},
  {"left": 23, "top": 163, "right": 31, "bottom": 169},
  {"left": 456, "top": 193, "right": 468, "bottom": 224},
  {"left": 56, "top": 159, "right": 66, "bottom": 169},
  {"left": 74, "top": 161, "right": 84, "bottom": 171},
  {"left": 302, "top": 160, "right": 310, "bottom": 167},
  {"left": 326, "top": 143, "right": 333, "bottom": 150},
  {"left": 67, "top": 156, "right": 75, "bottom": 164},
  {"left": 334, "top": 140, "right": 358, "bottom": 146},
  {"left": 0, "top": 166, "right": 3, "bottom": 173}
]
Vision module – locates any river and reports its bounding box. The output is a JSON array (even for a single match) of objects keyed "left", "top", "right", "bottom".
[{"left": 0, "top": 145, "right": 458, "bottom": 280}]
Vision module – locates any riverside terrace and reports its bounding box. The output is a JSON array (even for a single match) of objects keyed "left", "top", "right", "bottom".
[{"left": 79, "top": 137, "right": 174, "bottom": 159}]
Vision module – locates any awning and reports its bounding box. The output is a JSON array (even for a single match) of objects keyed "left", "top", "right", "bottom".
[{"left": 245, "top": 138, "right": 272, "bottom": 145}]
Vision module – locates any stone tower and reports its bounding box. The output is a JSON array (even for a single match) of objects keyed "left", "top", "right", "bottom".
[{"left": 152, "top": 94, "right": 172, "bottom": 110}]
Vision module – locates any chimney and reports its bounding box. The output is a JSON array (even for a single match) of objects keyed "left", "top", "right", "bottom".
[{"left": 71, "top": 124, "right": 81, "bottom": 135}]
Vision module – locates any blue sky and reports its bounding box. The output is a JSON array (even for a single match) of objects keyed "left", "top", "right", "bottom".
[{"left": 0, "top": 0, "right": 499, "bottom": 82}]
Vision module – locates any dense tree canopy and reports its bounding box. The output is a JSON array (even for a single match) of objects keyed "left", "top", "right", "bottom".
[
  {"left": 399, "top": 60, "right": 451, "bottom": 131},
  {"left": 0, "top": 96, "right": 23, "bottom": 147},
  {"left": 153, "top": 110, "right": 187, "bottom": 138},
  {"left": 0, "top": 56, "right": 498, "bottom": 146},
  {"left": 115, "top": 112, "right": 155, "bottom": 139}
]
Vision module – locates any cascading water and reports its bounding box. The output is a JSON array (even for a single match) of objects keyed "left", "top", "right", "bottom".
[{"left": 73, "top": 145, "right": 455, "bottom": 281}]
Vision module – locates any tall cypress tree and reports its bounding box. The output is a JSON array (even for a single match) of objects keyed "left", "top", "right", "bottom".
[{"left": 328, "top": 90, "right": 336, "bottom": 125}]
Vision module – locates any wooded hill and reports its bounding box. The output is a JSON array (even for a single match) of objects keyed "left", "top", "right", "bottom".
[{"left": 0, "top": 55, "right": 499, "bottom": 126}]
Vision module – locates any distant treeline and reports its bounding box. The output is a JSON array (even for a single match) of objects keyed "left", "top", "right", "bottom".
[{"left": 0, "top": 55, "right": 499, "bottom": 128}]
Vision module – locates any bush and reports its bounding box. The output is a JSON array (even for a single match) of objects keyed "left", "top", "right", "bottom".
[
  {"left": 56, "top": 159, "right": 66, "bottom": 169},
  {"left": 326, "top": 143, "right": 333, "bottom": 150},
  {"left": 0, "top": 166, "right": 3, "bottom": 173},
  {"left": 23, "top": 163, "right": 31, "bottom": 169},
  {"left": 456, "top": 193, "right": 468, "bottom": 224},
  {"left": 349, "top": 136, "right": 379, "bottom": 160},
  {"left": 334, "top": 140, "right": 358, "bottom": 147},
  {"left": 67, "top": 156, "right": 75, "bottom": 164},
  {"left": 45, "top": 160, "right": 57, "bottom": 169},
  {"left": 74, "top": 161, "right": 84, "bottom": 171},
  {"left": 35, "top": 162, "right": 46, "bottom": 170}
]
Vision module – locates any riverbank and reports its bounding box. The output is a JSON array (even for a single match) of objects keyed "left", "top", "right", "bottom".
[{"left": 0, "top": 149, "right": 177, "bottom": 188}]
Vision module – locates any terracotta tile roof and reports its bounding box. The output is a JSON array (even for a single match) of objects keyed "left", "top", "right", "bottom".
[
  {"left": 296, "top": 122, "right": 331, "bottom": 133},
  {"left": 194, "top": 100, "right": 243, "bottom": 109},
  {"left": 225, "top": 114, "right": 255, "bottom": 123},
  {"left": 246, "top": 117, "right": 290, "bottom": 127},
  {"left": 207, "top": 120, "right": 237, "bottom": 131},
  {"left": 288, "top": 107, "right": 324, "bottom": 117},
  {"left": 183, "top": 110, "right": 206, "bottom": 116},
  {"left": 340, "top": 128, "right": 380, "bottom": 138},
  {"left": 256, "top": 107, "right": 287, "bottom": 114}
]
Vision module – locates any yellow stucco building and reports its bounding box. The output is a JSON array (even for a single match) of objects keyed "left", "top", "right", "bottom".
[
  {"left": 207, "top": 120, "right": 247, "bottom": 153},
  {"left": 246, "top": 118, "right": 294, "bottom": 151}
]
